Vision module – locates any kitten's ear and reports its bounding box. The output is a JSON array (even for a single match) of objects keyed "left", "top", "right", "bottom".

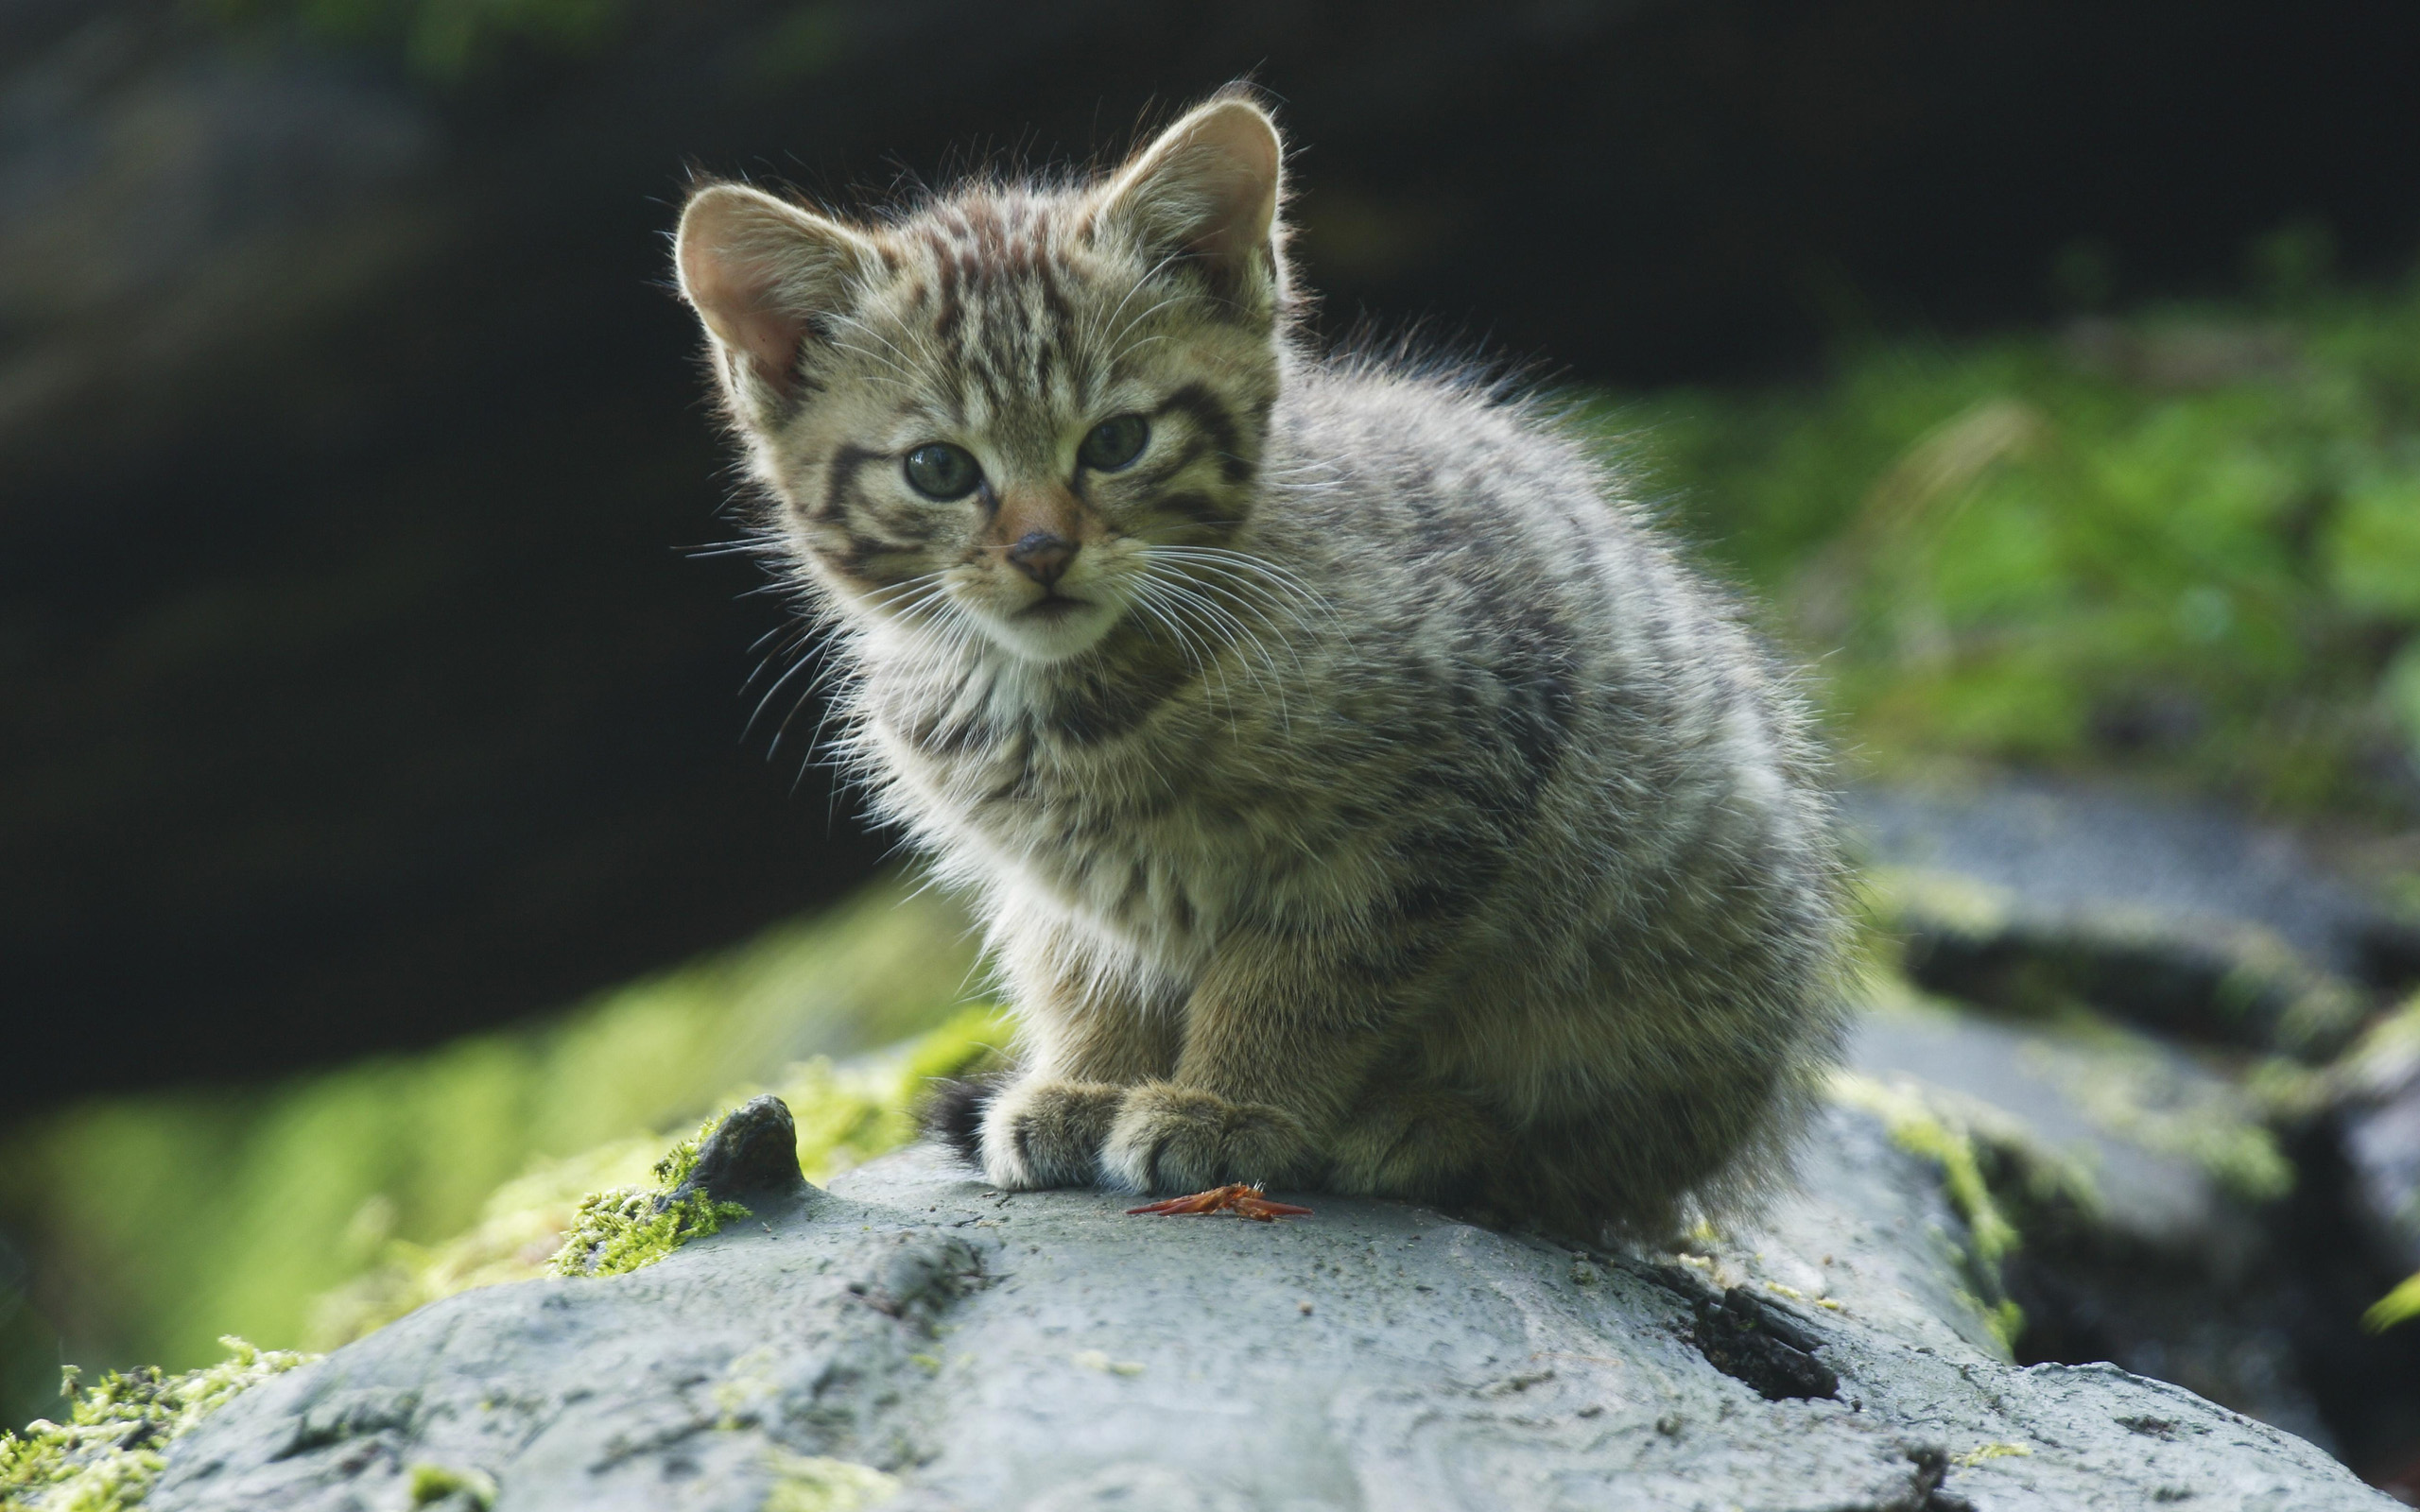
[
  {"left": 1098, "top": 95, "right": 1286, "bottom": 318},
  {"left": 676, "top": 183, "right": 875, "bottom": 410}
]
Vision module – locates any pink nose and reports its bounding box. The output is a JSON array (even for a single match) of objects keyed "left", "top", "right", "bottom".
[{"left": 1007, "top": 531, "right": 1076, "bottom": 586}]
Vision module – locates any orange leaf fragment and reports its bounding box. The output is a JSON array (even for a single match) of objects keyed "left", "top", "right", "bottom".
[{"left": 1125, "top": 1183, "right": 1313, "bottom": 1221}]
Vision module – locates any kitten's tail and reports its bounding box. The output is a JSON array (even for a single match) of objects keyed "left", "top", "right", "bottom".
[{"left": 920, "top": 1075, "right": 1001, "bottom": 1169}]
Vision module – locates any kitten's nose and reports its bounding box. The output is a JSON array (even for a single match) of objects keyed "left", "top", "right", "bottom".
[{"left": 1007, "top": 531, "right": 1076, "bottom": 586}]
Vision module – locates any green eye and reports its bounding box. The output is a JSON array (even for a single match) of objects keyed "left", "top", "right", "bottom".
[
  {"left": 903, "top": 443, "right": 981, "bottom": 500},
  {"left": 1078, "top": 414, "right": 1150, "bottom": 472}
]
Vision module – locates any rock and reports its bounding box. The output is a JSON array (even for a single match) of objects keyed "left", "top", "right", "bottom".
[
  {"left": 1848, "top": 779, "right": 2397, "bottom": 1057},
  {"left": 2325, "top": 1007, "right": 2420, "bottom": 1277},
  {"left": 1847, "top": 780, "right": 2394, "bottom": 981},
  {"left": 146, "top": 1111, "right": 2390, "bottom": 1511},
  {"left": 1848, "top": 995, "right": 2330, "bottom": 1450},
  {"left": 673, "top": 1095, "right": 814, "bottom": 1207},
  {"left": 1848, "top": 780, "right": 2420, "bottom": 1481}
]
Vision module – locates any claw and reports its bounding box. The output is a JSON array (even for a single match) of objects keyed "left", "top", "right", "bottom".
[{"left": 1126, "top": 1183, "right": 1313, "bottom": 1221}]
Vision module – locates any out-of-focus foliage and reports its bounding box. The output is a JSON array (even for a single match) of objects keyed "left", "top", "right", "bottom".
[
  {"left": 194, "top": 0, "right": 852, "bottom": 81},
  {"left": 0, "top": 881, "right": 985, "bottom": 1396},
  {"left": 1609, "top": 264, "right": 2420, "bottom": 818},
  {"left": 0, "top": 1337, "right": 311, "bottom": 1511},
  {"left": 197, "top": 0, "right": 635, "bottom": 77}
]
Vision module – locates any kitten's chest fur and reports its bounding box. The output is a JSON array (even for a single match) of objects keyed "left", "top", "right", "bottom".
[{"left": 863, "top": 637, "right": 1353, "bottom": 965}]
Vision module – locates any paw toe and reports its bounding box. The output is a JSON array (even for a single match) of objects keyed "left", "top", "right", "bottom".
[
  {"left": 1102, "top": 1084, "right": 1310, "bottom": 1193},
  {"left": 978, "top": 1079, "right": 1122, "bottom": 1189}
]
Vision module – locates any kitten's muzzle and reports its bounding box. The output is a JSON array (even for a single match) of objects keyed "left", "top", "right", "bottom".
[{"left": 1007, "top": 531, "right": 1077, "bottom": 587}]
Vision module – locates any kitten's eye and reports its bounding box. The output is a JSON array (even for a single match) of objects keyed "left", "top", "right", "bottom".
[
  {"left": 1078, "top": 414, "right": 1150, "bottom": 472},
  {"left": 903, "top": 443, "right": 981, "bottom": 500}
]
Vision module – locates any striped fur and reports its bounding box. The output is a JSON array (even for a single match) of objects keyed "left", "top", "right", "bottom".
[{"left": 676, "top": 94, "right": 1848, "bottom": 1239}]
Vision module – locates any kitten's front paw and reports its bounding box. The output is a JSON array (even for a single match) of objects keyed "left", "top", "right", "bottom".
[
  {"left": 978, "top": 1078, "right": 1124, "bottom": 1190},
  {"left": 1100, "top": 1083, "right": 1314, "bottom": 1194}
]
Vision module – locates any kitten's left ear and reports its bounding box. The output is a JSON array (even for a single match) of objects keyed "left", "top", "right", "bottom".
[
  {"left": 1098, "top": 94, "right": 1286, "bottom": 318},
  {"left": 677, "top": 182, "right": 878, "bottom": 419}
]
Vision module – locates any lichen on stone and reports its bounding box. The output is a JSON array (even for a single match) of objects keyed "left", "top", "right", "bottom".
[
  {"left": 0, "top": 1336, "right": 312, "bottom": 1512},
  {"left": 1831, "top": 1069, "right": 2101, "bottom": 1353},
  {"left": 1833, "top": 1071, "right": 2037, "bottom": 1267}
]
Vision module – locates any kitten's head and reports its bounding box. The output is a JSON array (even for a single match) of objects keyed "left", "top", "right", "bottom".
[{"left": 677, "top": 94, "right": 1290, "bottom": 665}]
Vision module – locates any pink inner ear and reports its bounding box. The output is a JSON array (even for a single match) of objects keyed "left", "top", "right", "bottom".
[
  {"left": 1191, "top": 170, "right": 1276, "bottom": 267},
  {"left": 681, "top": 213, "right": 812, "bottom": 394},
  {"left": 729, "top": 295, "right": 809, "bottom": 391},
  {"left": 1177, "top": 112, "right": 1280, "bottom": 268}
]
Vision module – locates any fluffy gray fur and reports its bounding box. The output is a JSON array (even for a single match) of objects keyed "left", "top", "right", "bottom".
[{"left": 673, "top": 91, "right": 1847, "bottom": 1239}]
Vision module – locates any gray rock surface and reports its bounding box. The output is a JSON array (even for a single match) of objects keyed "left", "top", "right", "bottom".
[
  {"left": 148, "top": 1111, "right": 2390, "bottom": 1511},
  {"left": 1846, "top": 778, "right": 2399, "bottom": 1057},
  {"left": 1845, "top": 779, "right": 2385, "bottom": 977},
  {"left": 1848, "top": 999, "right": 2331, "bottom": 1449}
]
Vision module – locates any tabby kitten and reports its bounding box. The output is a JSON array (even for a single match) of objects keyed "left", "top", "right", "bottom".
[{"left": 674, "top": 93, "right": 1846, "bottom": 1237}]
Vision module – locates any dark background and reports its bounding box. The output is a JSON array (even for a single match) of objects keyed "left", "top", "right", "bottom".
[{"left": 7, "top": 0, "right": 2418, "bottom": 1114}]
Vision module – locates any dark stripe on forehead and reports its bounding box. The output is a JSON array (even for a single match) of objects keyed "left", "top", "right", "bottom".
[{"left": 1033, "top": 261, "right": 1075, "bottom": 336}]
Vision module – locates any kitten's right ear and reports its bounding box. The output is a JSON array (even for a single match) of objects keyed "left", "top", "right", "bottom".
[
  {"left": 1097, "top": 94, "right": 1287, "bottom": 318},
  {"left": 676, "top": 183, "right": 874, "bottom": 413}
]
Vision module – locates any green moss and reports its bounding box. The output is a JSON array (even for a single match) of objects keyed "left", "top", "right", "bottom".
[
  {"left": 545, "top": 1114, "right": 756, "bottom": 1280},
  {"left": 544, "top": 1004, "right": 1010, "bottom": 1280},
  {"left": 1599, "top": 271, "right": 2420, "bottom": 819},
  {"left": 2366, "top": 1272, "right": 2420, "bottom": 1332},
  {"left": 406, "top": 1462, "right": 497, "bottom": 1508},
  {"left": 1832, "top": 1066, "right": 2107, "bottom": 1355},
  {"left": 1834, "top": 1072, "right": 2027, "bottom": 1266},
  {"left": 762, "top": 1452, "right": 899, "bottom": 1512},
  {"left": 310, "top": 1004, "right": 1009, "bottom": 1336},
  {"left": 0, "top": 1338, "right": 311, "bottom": 1511},
  {"left": 0, "top": 994, "right": 1007, "bottom": 1471}
]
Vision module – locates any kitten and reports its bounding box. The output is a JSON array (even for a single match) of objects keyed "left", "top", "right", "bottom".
[{"left": 673, "top": 91, "right": 1847, "bottom": 1238}]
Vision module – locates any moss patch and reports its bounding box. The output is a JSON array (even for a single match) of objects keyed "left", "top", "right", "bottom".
[
  {"left": 311, "top": 1004, "right": 1009, "bottom": 1338},
  {"left": 2364, "top": 1272, "right": 2420, "bottom": 1333},
  {"left": 1832, "top": 1067, "right": 2104, "bottom": 1354},
  {"left": 0, "top": 1337, "right": 311, "bottom": 1511},
  {"left": 762, "top": 1452, "right": 900, "bottom": 1512},
  {"left": 1598, "top": 273, "right": 2420, "bottom": 821},
  {"left": 406, "top": 1461, "right": 497, "bottom": 1508},
  {"left": 545, "top": 1115, "right": 757, "bottom": 1280}
]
